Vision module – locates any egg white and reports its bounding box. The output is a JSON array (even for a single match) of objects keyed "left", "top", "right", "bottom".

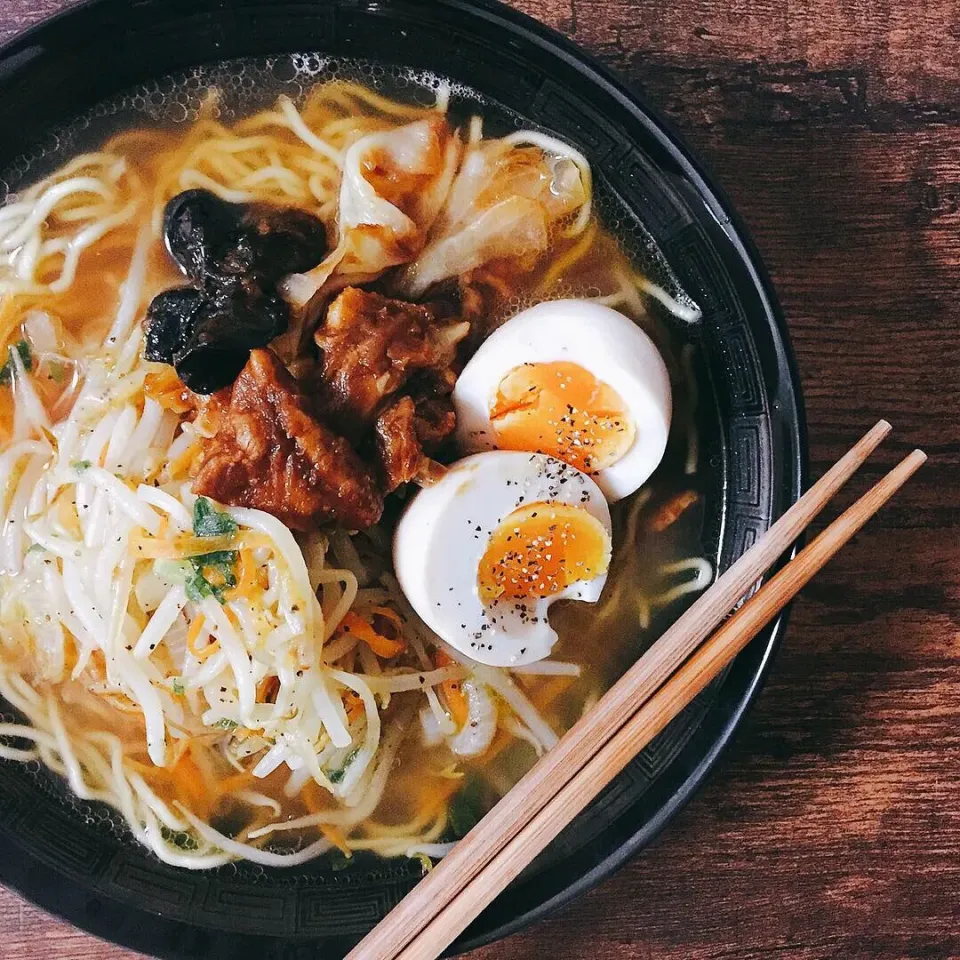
[
  {"left": 393, "top": 451, "right": 612, "bottom": 667},
  {"left": 453, "top": 299, "right": 672, "bottom": 502}
]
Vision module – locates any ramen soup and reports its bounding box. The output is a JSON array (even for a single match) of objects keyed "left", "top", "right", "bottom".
[{"left": 0, "top": 64, "right": 710, "bottom": 870}]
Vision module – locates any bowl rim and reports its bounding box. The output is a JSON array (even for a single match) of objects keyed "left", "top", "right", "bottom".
[{"left": 0, "top": 0, "right": 808, "bottom": 955}]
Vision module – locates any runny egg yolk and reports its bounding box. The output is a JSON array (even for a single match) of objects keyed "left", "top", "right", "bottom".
[
  {"left": 477, "top": 501, "right": 612, "bottom": 602},
  {"left": 489, "top": 362, "right": 636, "bottom": 475}
]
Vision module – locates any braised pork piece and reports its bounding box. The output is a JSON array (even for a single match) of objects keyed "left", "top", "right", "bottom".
[
  {"left": 374, "top": 393, "right": 457, "bottom": 491},
  {"left": 192, "top": 348, "right": 383, "bottom": 530},
  {"left": 313, "top": 286, "right": 468, "bottom": 438}
]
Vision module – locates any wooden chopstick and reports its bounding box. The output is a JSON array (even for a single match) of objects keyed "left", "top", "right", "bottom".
[
  {"left": 395, "top": 447, "right": 926, "bottom": 960},
  {"left": 346, "top": 420, "right": 895, "bottom": 960}
]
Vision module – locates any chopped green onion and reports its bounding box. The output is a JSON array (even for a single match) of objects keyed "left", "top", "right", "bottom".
[
  {"left": 156, "top": 553, "right": 238, "bottom": 604},
  {"left": 328, "top": 850, "right": 354, "bottom": 872},
  {"left": 327, "top": 748, "right": 360, "bottom": 785},
  {"left": 193, "top": 497, "right": 238, "bottom": 538},
  {"left": 447, "top": 774, "right": 485, "bottom": 839},
  {"left": 0, "top": 340, "right": 32, "bottom": 385},
  {"left": 185, "top": 550, "right": 238, "bottom": 603}
]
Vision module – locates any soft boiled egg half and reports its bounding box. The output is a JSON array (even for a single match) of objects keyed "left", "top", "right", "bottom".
[
  {"left": 394, "top": 451, "right": 612, "bottom": 666},
  {"left": 453, "top": 300, "right": 672, "bottom": 502}
]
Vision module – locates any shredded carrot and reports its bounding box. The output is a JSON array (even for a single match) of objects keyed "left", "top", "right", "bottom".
[
  {"left": 129, "top": 531, "right": 236, "bottom": 560},
  {"left": 86, "top": 648, "right": 106, "bottom": 680},
  {"left": 166, "top": 439, "right": 203, "bottom": 480},
  {"left": 202, "top": 564, "right": 228, "bottom": 590},
  {"left": 145, "top": 369, "right": 194, "bottom": 415},
  {"left": 62, "top": 634, "right": 79, "bottom": 676},
  {"left": 320, "top": 823, "right": 352, "bottom": 856},
  {"left": 171, "top": 749, "right": 211, "bottom": 818},
  {"left": 342, "top": 689, "right": 364, "bottom": 724},
  {"left": 129, "top": 604, "right": 149, "bottom": 633},
  {"left": 649, "top": 490, "right": 699, "bottom": 533},
  {"left": 441, "top": 678, "right": 469, "bottom": 728},
  {"left": 339, "top": 611, "right": 406, "bottom": 659},
  {"left": 434, "top": 649, "right": 469, "bottom": 728},
  {"left": 226, "top": 548, "right": 259, "bottom": 601},
  {"left": 257, "top": 674, "right": 280, "bottom": 704},
  {"left": 299, "top": 777, "right": 350, "bottom": 852},
  {"left": 156, "top": 515, "right": 169, "bottom": 539},
  {"left": 224, "top": 607, "right": 241, "bottom": 632},
  {"left": 195, "top": 639, "right": 220, "bottom": 662},
  {"left": 186, "top": 614, "right": 220, "bottom": 661}
]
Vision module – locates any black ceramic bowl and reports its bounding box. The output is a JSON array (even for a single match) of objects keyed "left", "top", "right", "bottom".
[{"left": 0, "top": 1, "right": 805, "bottom": 957}]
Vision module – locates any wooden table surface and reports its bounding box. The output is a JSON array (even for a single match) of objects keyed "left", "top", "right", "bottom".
[{"left": 0, "top": 0, "right": 954, "bottom": 957}]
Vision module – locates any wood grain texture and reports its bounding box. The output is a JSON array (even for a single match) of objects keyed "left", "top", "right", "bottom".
[{"left": 0, "top": 0, "right": 952, "bottom": 958}]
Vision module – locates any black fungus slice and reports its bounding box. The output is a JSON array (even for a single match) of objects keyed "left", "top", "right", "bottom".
[
  {"left": 147, "top": 189, "right": 329, "bottom": 394},
  {"left": 174, "top": 286, "right": 289, "bottom": 394},
  {"left": 163, "top": 190, "right": 242, "bottom": 284},
  {"left": 146, "top": 281, "right": 288, "bottom": 394},
  {"left": 163, "top": 190, "right": 327, "bottom": 285},
  {"left": 144, "top": 287, "right": 204, "bottom": 366},
  {"left": 238, "top": 204, "right": 329, "bottom": 283}
]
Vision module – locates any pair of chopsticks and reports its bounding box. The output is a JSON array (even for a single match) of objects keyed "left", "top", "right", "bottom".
[{"left": 347, "top": 420, "right": 923, "bottom": 960}]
